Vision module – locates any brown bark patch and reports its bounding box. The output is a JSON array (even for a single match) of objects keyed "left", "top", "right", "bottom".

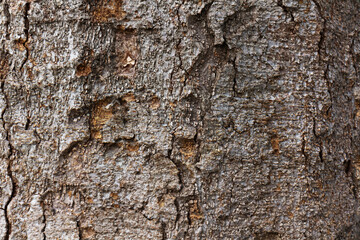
[
  {"left": 91, "top": 0, "right": 126, "bottom": 22},
  {"left": 150, "top": 96, "right": 160, "bottom": 110},
  {"left": 126, "top": 142, "right": 140, "bottom": 153},
  {"left": 189, "top": 200, "right": 203, "bottom": 222},
  {"left": 179, "top": 138, "right": 196, "bottom": 158},
  {"left": 0, "top": 54, "right": 9, "bottom": 80},
  {"left": 270, "top": 132, "right": 281, "bottom": 155},
  {"left": 86, "top": 197, "right": 94, "bottom": 204},
  {"left": 110, "top": 192, "right": 119, "bottom": 200},
  {"left": 122, "top": 92, "right": 136, "bottom": 102},
  {"left": 76, "top": 62, "right": 92, "bottom": 77},
  {"left": 91, "top": 98, "right": 114, "bottom": 140},
  {"left": 81, "top": 227, "right": 96, "bottom": 239}
]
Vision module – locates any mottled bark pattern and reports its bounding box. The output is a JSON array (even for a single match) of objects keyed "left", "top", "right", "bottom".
[{"left": 0, "top": 0, "right": 360, "bottom": 239}]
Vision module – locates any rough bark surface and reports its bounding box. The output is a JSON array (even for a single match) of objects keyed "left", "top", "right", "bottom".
[{"left": 0, "top": 0, "right": 360, "bottom": 239}]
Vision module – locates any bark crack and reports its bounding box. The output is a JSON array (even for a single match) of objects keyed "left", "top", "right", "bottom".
[
  {"left": 76, "top": 219, "right": 83, "bottom": 240},
  {"left": 160, "top": 221, "right": 166, "bottom": 240},
  {"left": 231, "top": 57, "right": 238, "bottom": 96},
  {"left": 3, "top": 2, "right": 10, "bottom": 40},
  {"left": 174, "top": 0, "right": 189, "bottom": 97},
  {"left": 20, "top": 2, "right": 30, "bottom": 72},
  {"left": 40, "top": 200, "right": 47, "bottom": 240},
  {"left": 301, "top": 134, "right": 309, "bottom": 166},
  {"left": 168, "top": 132, "right": 184, "bottom": 191},
  {"left": 312, "top": 0, "right": 326, "bottom": 62},
  {"left": 277, "top": 0, "right": 295, "bottom": 22},
  {"left": 1, "top": 81, "right": 16, "bottom": 240}
]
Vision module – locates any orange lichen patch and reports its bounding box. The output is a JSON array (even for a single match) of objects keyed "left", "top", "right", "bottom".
[
  {"left": 126, "top": 142, "right": 140, "bottom": 152},
  {"left": 122, "top": 92, "right": 136, "bottom": 102},
  {"left": 81, "top": 227, "right": 96, "bottom": 239},
  {"left": 179, "top": 138, "right": 196, "bottom": 158},
  {"left": 189, "top": 200, "right": 203, "bottom": 222},
  {"left": 92, "top": 0, "right": 126, "bottom": 22},
  {"left": 150, "top": 96, "right": 160, "bottom": 110},
  {"left": 91, "top": 98, "right": 114, "bottom": 140},
  {"left": 110, "top": 192, "right": 119, "bottom": 200},
  {"left": 76, "top": 62, "right": 92, "bottom": 77},
  {"left": 116, "top": 31, "right": 138, "bottom": 77}
]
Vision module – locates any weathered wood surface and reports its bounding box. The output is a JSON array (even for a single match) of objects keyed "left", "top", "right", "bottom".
[{"left": 0, "top": 0, "right": 360, "bottom": 239}]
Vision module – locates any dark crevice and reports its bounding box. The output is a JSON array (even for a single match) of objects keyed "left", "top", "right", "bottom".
[
  {"left": 313, "top": 0, "right": 331, "bottom": 106},
  {"left": 312, "top": 0, "right": 326, "bottom": 62},
  {"left": 312, "top": 118, "right": 324, "bottom": 162},
  {"left": 20, "top": 2, "right": 30, "bottom": 72},
  {"left": 40, "top": 199, "right": 47, "bottom": 240},
  {"left": 167, "top": 133, "right": 184, "bottom": 191},
  {"left": 186, "top": 206, "right": 192, "bottom": 226},
  {"left": 77, "top": 219, "right": 83, "bottom": 240},
  {"left": 42, "top": 213, "right": 47, "bottom": 240},
  {"left": 277, "top": 0, "right": 295, "bottom": 22},
  {"left": 301, "top": 134, "right": 309, "bottom": 165},
  {"left": 4, "top": 2, "right": 10, "bottom": 40},
  {"left": 25, "top": 117, "right": 30, "bottom": 130},
  {"left": 174, "top": 197, "right": 181, "bottom": 228},
  {"left": 312, "top": 118, "right": 318, "bottom": 138},
  {"left": 344, "top": 159, "right": 359, "bottom": 200},
  {"left": 160, "top": 221, "right": 166, "bottom": 240},
  {"left": 319, "top": 142, "right": 324, "bottom": 162},
  {"left": 344, "top": 160, "right": 351, "bottom": 175},
  {"left": 1, "top": 81, "right": 16, "bottom": 240},
  {"left": 231, "top": 57, "right": 238, "bottom": 97}
]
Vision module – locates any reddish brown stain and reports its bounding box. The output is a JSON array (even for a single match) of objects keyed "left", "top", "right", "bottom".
[
  {"left": 91, "top": 0, "right": 126, "bottom": 22},
  {"left": 270, "top": 132, "right": 281, "bottom": 155},
  {"left": 126, "top": 142, "right": 140, "bottom": 153},
  {"left": 76, "top": 62, "right": 92, "bottom": 77}
]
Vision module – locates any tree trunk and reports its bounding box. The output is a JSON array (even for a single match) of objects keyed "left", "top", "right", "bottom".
[{"left": 1, "top": 0, "right": 360, "bottom": 239}]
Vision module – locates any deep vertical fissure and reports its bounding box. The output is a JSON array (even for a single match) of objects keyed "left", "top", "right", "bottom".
[
  {"left": 20, "top": 2, "right": 30, "bottom": 71},
  {"left": 1, "top": 81, "right": 16, "bottom": 240}
]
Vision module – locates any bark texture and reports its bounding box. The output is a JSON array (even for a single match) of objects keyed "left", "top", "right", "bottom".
[{"left": 0, "top": 0, "right": 360, "bottom": 239}]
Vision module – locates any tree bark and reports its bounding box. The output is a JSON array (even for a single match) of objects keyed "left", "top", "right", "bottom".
[{"left": 0, "top": 0, "right": 360, "bottom": 239}]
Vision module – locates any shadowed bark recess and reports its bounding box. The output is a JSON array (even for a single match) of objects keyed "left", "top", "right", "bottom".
[{"left": 0, "top": 0, "right": 360, "bottom": 239}]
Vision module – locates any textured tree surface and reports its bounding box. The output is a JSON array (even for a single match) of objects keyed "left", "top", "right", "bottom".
[{"left": 1, "top": 0, "right": 360, "bottom": 239}]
